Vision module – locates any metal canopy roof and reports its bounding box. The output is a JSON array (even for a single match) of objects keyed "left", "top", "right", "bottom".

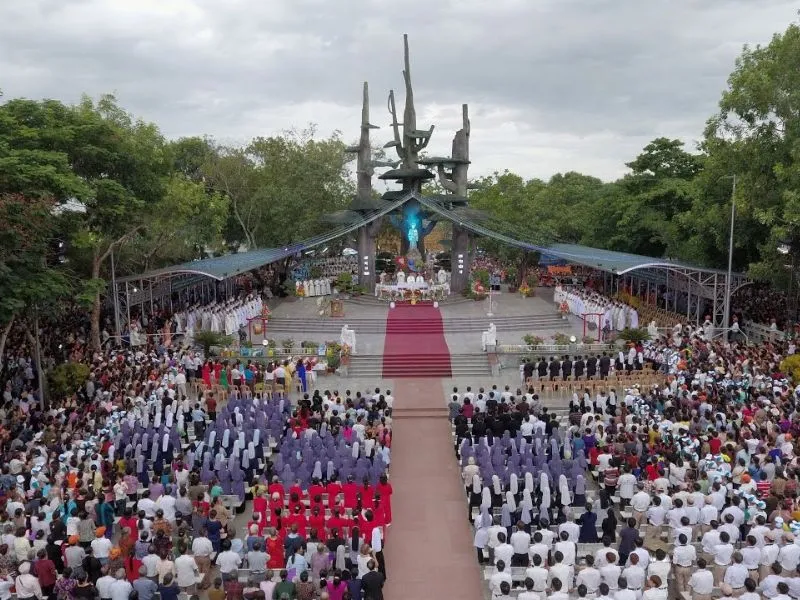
[
  {"left": 120, "top": 190, "right": 737, "bottom": 283},
  {"left": 117, "top": 193, "right": 411, "bottom": 283},
  {"left": 414, "top": 195, "right": 735, "bottom": 277}
]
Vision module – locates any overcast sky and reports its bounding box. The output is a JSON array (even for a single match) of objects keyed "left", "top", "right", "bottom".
[{"left": 1, "top": 0, "right": 796, "bottom": 182}]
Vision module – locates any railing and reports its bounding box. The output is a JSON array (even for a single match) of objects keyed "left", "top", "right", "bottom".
[
  {"left": 494, "top": 343, "right": 613, "bottom": 354},
  {"left": 742, "top": 322, "right": 784, "bottom": 343}
]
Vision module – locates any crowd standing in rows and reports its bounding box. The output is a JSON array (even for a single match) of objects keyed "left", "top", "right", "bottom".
[
  {"left": 451, "top": 304, "right": 800, "bottom": 600},
  {"left": 0, "top": 287, "right": 392, "bottom": 600}
]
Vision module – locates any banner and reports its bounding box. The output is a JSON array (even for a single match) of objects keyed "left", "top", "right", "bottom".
[{"left": 547, "top": 265, "right": 573, "bottom": 275}]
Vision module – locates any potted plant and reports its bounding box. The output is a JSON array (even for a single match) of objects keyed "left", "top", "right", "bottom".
[
  {"left": 325, "top": 342, "right": 342, "bottom": 372},
  {"left": 282, "top": 279, "right": 298, "bottom": 300},
  {"left": 581, "top": 335, "right": 597, "bottom": 345},
  {"left": 193, "top": 330, "right": 234, "bottom": 356},
  {"left": 335, "top": 272, "right": 353, "bottom": 297},
  {"left": 553, "top": 333, "right": 572, "bottom": 346},
  {"left": 281, "top": 338, "right": 295, "bottom": 352},
  {"left": 522, "top": 334, "right": 544, "bottom": 347},
  {"left": 618, "top": 327, "right": 650, "bottom": 344}
]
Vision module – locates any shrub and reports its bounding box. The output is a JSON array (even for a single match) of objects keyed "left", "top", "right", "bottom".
[
  {"left": 336, "top": 272, "right": 353, "bottom": 293},
  {"left": 553, "top": 333, "right": 572, "bottom": 346},
  {"left": 618, "top": 327, "right": 650, "bottom": 344},
  {"left": 781, "top": 355, "right": 800, "bottom": 382},
  {"left": 193, "top": 330, "right": 234, "bottom": 355},
  {"left": 523, "top": 334, "right": 544, "bottom": 346},
  {"left": 281, "top": 338, "right": 295, "bottom": 349}
]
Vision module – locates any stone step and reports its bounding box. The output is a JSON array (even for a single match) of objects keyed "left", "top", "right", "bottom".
[{"left": 265, "top": 315, "right": 567, "bottom": 334}]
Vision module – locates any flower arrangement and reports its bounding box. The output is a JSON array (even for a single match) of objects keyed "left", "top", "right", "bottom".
[
  {"left": 296, "top": 282, "right": 305, "bottom": 297},
  {"left": 519, "top": 280, "right": 531, "bottom": 297}
]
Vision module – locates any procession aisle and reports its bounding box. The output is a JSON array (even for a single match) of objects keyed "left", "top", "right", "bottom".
[
  {"left": 383, "top": 379, "right": 484, "bottom": 600},
  {"left": 382, "top": 303, "right": 452, "bottom": 377}
]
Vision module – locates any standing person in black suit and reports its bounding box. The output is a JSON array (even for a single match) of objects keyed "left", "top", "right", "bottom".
[
  {"left": 561, "top": 355, "right": 573, "bottom": 381},
  {"left": 362, "top": 559, "right": 386, "bottom": 600},
  {"left": 599, "top": 353, "right": 611, "bottom": 379},
  {"left": 548, "top": 357, "right": 561, "bottom": 381},
  {"left": 574, "top": 356, "right": 586, "bottom": 379},
  {"left": 586, "top": 355, "right": 598, "bottom": 378},
  {"left": 537, "top": 358, "right": 548, "bottom": 379},
  {"left": 523, "top": 359, "right": 535, "bottom": 383}
]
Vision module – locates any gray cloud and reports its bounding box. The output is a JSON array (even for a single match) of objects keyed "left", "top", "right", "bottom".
[{"left": 0, "top": 0, "right": 796, "bottom": 180}]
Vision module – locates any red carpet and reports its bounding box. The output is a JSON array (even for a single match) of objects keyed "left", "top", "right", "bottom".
[{"left": 382, "top": 303, "right": 452, "bottom": 377}]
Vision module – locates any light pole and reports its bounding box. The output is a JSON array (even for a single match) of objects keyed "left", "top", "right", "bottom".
[{"left": 721, "top": 175, "right": 737, "bottom": 340}]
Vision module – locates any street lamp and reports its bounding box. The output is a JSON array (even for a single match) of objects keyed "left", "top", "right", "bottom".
[
  {"left": 780, "top": 242, "right": 796, "bottom": 326},
  {"left": 720, "top": 175, "right": 737, "bottom": 340}
]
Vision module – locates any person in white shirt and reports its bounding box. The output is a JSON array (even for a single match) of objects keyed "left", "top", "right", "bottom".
[
  {"left": 489, "top": 561, "right": 513, "bottom": 597},
  {"left": 549, "top": 552, "right": 574, "bottom": 591},
  {"left": 488, "top": 521, "right": 507, "bottom": 562},
  {"left": 720, "top": 514, "right": 741, "bottom": 545},
  {"left": 600, "top": 558, "right": 622, "bottom": 591},
  {"left": 138, "top": 496, "right": 157, "bottom": 519},
  {"left": 96, "top": 567, "right": 116, "bottom": 599},
  {"left": 216, "top": 540, "right": 243, "bottom": 580},
  {"left": 621, "top": 553, "right": 646, "bottom": 592},
  {"left": 713, "top": 532, "right": 735, "bottom": 586},
  {"left": 778, "top": 533, "right": 800, "bottom": 572},
  {"left": 528, "top": 531, "right": 550, "bottom": 567},
  {"left": 723, "top": 552, "right": 749, "bottom": 594},
  {"left": 673, "top": 534, "right": 697, "bottom": 592},
  {"left": 741, "top": 535, "right": 761, "bottom": 580},
  {"left": 618, "top": 470, "right": 637, "bottom": 507},
  {"left": 109, "top": 569, "right": 133, "bottom": 600},
  {"left": 740, "top": 579, "right": 761, "bottom": 600},
  {"left": 494, "top": 532, "right": 514, "bottom": 568},
  {"left": 559, "top": 520, "right": 580, "bottom": 543},
  {"left": 524, "top": 555, "right": 548, "bottom": 593},
  {"left": 630, "top": 483, "right": 651, "bottom": 527},
  {"left": 156, "top": 485, "right": 175, "bottom": 523},
  {"left": 475, "top": 523, "right": 489, "bottom": 565},
  {"left": 548, "top": 577, "right": 570, "bottom": 600},
  {"left": 646, "top": 496, "right": 667, "bottom": 543},
  {"left": 92, "top": 529, "right": 113, "bottom": 563},
  {"left": 642, "top": 575, "right": 668, "bottom": 600},
  {"left": 596, "top": 583, "right": 614, "bottom": 600},
  {"left": 774, "top": 581, "right": 793, "bottom": 600},
  {"left": 175, "top": 546, "right": 201, "bottom": 591},
  {"left": 596, "top": 544, "right": 619, "bottom": 568},
  {"left": 701, "top": 523, "right": 722, "bottom": 555},
  {"left": 688, "top": 558, "right": 715, "bottom": 600},
  {"left": 576, "top": 555, "right": 602, "bottom": 595},
  {"left": 761, "top": 532, "right": 781, "bottom": 580},
  {"left": 554, "top": 531, "right": 577, "bottom": 567},
  {"left": 518, "top": 577, "right": 541, "bottom": 600},
  {"left": 647, "top": 549, "right": 671, "bottom": 589},
  {"left": 759, "top": 563, "right": 787, "bottom": 599},
  {"left": 614, "top": 579, "right": 637, "bottom": 600},
  {"left": 510, "top": 522, "right": 531, "bottom": 567}
]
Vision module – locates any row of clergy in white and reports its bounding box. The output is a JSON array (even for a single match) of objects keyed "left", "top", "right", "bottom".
[
  {"left": 297, "top": 279, "right": 333, "bottom": 296},
  {"left": 172, "top": 295, "right": 264, "bottom": 337},
  {"left": 554, "top": 286, "right": 639, "bottom": 331}
]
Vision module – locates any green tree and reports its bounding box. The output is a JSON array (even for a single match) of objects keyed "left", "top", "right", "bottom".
[
  {"left": 0, "top": 193, "right": 69, "bottom": 358},
  {"left": 704, "top": 23, "right": 800, "bottom": 280},
  {"left": 204, "top": 127, "right": 354, "bottom": 250}
]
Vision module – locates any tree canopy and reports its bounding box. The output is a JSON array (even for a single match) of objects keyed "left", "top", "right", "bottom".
[{"left": 5, "top": 20, "right": 800, "bottom": 347}]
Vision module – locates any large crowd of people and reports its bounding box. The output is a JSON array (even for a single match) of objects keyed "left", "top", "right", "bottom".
[
  {"left": 451, "top": 318, "right": 800, "bottom": 600},
  {"left": 0, "top": 287, "right": 392, "bottom": 600}
]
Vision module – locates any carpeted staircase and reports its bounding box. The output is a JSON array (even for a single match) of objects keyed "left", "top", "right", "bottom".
[{"left": 382, "top": 303, "right": 452, "bottom": 378}]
